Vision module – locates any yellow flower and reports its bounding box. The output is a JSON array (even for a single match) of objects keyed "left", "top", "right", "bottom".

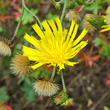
[{"left": 22, "top": 17, "right": 88, "bottom": 70}]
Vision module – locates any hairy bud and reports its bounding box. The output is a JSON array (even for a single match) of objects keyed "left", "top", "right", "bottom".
[{"left": 85, "top": 14, "right": 106, "bottom": 28}]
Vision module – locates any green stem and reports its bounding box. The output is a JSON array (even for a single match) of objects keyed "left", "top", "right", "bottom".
[
  {"left": 95, "top": 0, "right": 98, "bottom": 15},
  {"left": 12, "top": 7, "right": 24, "bottom": 40},
  {"left": 22, "top": 0, "right": 43, "bottom": 29},
  {"left": 50, "top": 66, "right": 56, "bottom": 80},
  {"left": 60, "top": 70, "right": 66, "bottom": 92},
  {"left": 60, "top": 0, "right": 68, "bottom": 23}
]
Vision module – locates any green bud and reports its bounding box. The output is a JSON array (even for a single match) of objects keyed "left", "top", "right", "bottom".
[
  {"left": 85, "top": 14, "right": 106, "bottom": 28},
  {"left": 67, "top": 0, "right": 78, "bottom": 9},
  {"left": 55, "top": 3, "right": 60, "bottom": 9},
  {"left": 54, "top": 91, "right": 68, "bottom": 105},
  {"left": 61, "top": 98, "right": 74, "bottom": 106}
]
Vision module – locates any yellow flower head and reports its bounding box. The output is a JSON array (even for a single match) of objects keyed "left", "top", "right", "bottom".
[{"left": 22, "top": 17, "right": 88, "bottom": 70}]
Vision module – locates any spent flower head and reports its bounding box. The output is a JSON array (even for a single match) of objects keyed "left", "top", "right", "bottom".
[
  {"left": 11, "top": 54, "right": 31, "bottom": 78},
  {"left": 33, "top": 79, "right": 59, "bottom": 96},
  {"left": 83, "top": 19, "right": 96, "bottom": 33},
  {"left": 0, "top": 37, "right": 13, "bottom": 56},
  {"left": 22, "top": 17, "right": 88, "bottom": 71},
  {"left": 66, "top": 10, "right": 81, "bottom": 22}
]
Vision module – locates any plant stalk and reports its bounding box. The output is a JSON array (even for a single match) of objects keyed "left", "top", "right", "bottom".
[
  {"left": 12, "top": 7, "right": 24, "bottom": 40},
  {"left": 60, "top": 70, "right": 66, "bottom": 92},
  {"left": 95, "top": 0, "right": 98, "bottom": 14},
  {"left": 50, "top": 66, "right": 56, "bottom": 80},
  {"left": 60, "top": 0, "right": 68, "bottom": 23},
  {"left": 22, "top": 0, "right": 43, "bottom": 29}
]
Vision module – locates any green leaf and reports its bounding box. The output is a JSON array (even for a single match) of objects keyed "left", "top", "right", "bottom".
[
  {"left": 0, "top": 26, "right": 3, "bottom": 32},
  {"left": 17, "top": 8, "right": 38, "bottom": 25},
  {"left": 30, "top": 66, "right": 50, "bottom": 79},
  {"left": 93, "top": 37, "right": 110, "bottom": 60},
  {"left": 46, "top": 13, "right": 58, "bottom": 20},
  {"left": 20, "top": 78, "right": 38, "bottom": 102},
  {"left": 0, "top": 87, "right": 9, "bottom": 103},
  {"left": 104, "top": 106, "right": 110, "bottom": 110},
  {"left": 84, "top": 2, "right": 102, "bottom": 14},
  {"left": 92, "top": 37, "right": 103, "bottom": 46}
]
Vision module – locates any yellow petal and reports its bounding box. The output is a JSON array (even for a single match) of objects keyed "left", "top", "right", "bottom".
[
  {"left": 22, "top": 46, "right": 38, "bottom": 56},
  {"left": 70, "top": 23, "right": 79, "bottom": 43},
  {"left": 73, "top": 28, "right": 88, "bottom": 46},
  {"left": 58, "top": 63, "right": 65, "bottom": 70},
  {"left": 71, "top": 40, "right": 88, "bottom": 58},
  {"left": 55, "top": 17, "right": 62, "bottom": 32},
  {"left": 65, "top": 61, "right": 78, "bottom": 66},
  {"left": 31, "top": 63, "right": 44, "bottom": 70},
  {"left": 66, "top": 20, "right": 75, "bottom": 42},
  {"left": 32, "top": 23, "right": 45, "bottom": 39},
  {"left": 48, "top": 19, "right": 58, "bottom": 37},
  {"left": 41, "top": 20, "right": 54, "bottom": 38},
  {"left": 24, "top": 33, "right": 40, "bottom": 48}
]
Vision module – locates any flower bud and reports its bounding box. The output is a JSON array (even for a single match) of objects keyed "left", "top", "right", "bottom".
[
  {"left": 67, "top": 0, "right": 78, "bottom": 9},
  {"left": 55, "top": 3, "right": 60, "bottom": 9},
  {"left": 84, "top": 14, "right": 106, "bottom": 28},
  {"left": 61, "top": 98, "right": 74, "bottom": 107},
  {"left": 54, "top": 91, "right": 68, "bottom": 105}
]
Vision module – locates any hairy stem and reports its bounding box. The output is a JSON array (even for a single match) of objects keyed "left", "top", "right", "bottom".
[
  {"left": 95, "top": 0, "right": 98, "bottom": 14},
  {"left": 60, "top": 70, "right": 66, "bottom": 92},
  {"left": 50, "top": 66, "right": 56, "bottom": 80},
  {"left": 60, "top": 0, "right": 68, "bottom": 23},
  {"left": 22, "top": 0, "right": 43, "bottom": 29},
  {"left": 12, "top": 7, "right": 24, "bottom": 40}
]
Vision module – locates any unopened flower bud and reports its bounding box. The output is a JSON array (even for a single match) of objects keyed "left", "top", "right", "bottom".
[
  {"left": 85, "top": 14, "right": 106, "bottom": 28},
  {"left": 67, "top": 0, "right": 78, "bottom": 9},
  {"left": 55, "top": 3, "right": 60, "bottom": 9},
  {"left": 54, "top": 91, "right": 68, "bottom": 105},
  {"left": 61, "top": 98, "right": 74, "bottom": 107}
]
